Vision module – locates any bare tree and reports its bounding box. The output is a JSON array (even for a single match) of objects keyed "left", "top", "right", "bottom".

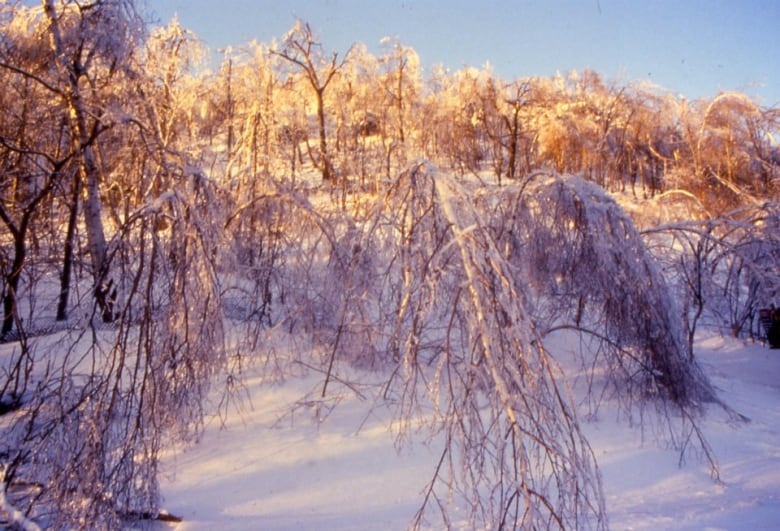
[
  {"left": 42, "top": 0, "right": 145, "bottom": 319},
  {"left": 481, "top": 172, "right": 726, "bottom": 482},
  {"left": 1, "top": 157, "right": 231, "bottom": 528},
  {"left": 0, "top": 4, "right": 234, "bottom": 527},
  {"left": 0, "top": 154, "right": 66, "bottom": 338},
  {"left": 273, "top": 20, "right": 351, "bottom": 183},
  {"left": 377, "top": 164, "right": 606, "bottom": 529},
  {"left": 378, "top": 37, "right": 422, "bottom": 175},
  {"left": 479, "top": 78, "right": 534, "bottom": 184},
  {"left": 643, "top": 201, "right": 780, "bottom": 344}
]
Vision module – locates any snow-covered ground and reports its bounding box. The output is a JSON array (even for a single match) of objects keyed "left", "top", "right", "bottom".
[{"left": 158, "top": 332, "right": 780, "bottom": 530}]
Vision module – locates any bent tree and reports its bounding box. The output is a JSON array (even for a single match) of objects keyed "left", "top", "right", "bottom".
[
  {"left": 490, "top": 173, "right": 715, "bottom": 406},
  {"left": 337, "top": 164, "right": 607, "bottom": 528}
]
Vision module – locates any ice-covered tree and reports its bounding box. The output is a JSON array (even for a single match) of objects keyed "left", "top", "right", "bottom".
[
  {"left": 247, "top": 163, "right": 607, "bottom": 528},
  {"left": 0, "top": 3, "right": 232, "bottom": 527},
  {"left": 42, "top": 0, "right": 144, "bottom": 314},
  {"left": 488, "top": 172, "right": 715, "bottom": 409},
  {"left": 378, "top": 37, "right": 422, "bottom": 170},
  {"left": 643, "top": 200, "right": 780, "bottom": 344},
  {"left": 273, "top": 20, "right": 352, "bottom": 183}
]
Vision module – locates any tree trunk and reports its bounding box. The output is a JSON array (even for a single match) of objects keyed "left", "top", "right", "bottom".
[
  {"left": 316, "top": 89, "right": 332, "bottom": 181},
  {"left": 45, "top": 0, "right": 110, "bottom": 300},
  {"left": 57, "top": 173, "right": 81, "bottom": 321},
  {"left": 1, "top": 229, "right": 25, "bottom": 338},
  {"left": 507, "top": 108, "right": 520, "bottom": 180},
  {"left": 81, "top": 144, "right": 108, "bottom": 279},
  {"left": 0, "top": 170, "right": 59, "bottom": 336}
]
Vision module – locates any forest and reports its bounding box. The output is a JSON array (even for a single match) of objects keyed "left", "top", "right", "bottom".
[{"left": 0, "top": 1, "right": 779, "bottom": 529}]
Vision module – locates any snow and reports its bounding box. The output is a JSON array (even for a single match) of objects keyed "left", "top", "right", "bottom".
[
  {"left": 590, "top": 330, "right": 780, "bottom": 530},
  {"left": 158, "top": 332, "right": 780, "bottom": 530},
  {"left": 158, "top": 374, "right": 439, "bottom": 530}
]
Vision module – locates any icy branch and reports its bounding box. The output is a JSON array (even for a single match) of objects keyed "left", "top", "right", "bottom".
[{"left": 0, "top": 465, "right": 41, "bottom": 531}]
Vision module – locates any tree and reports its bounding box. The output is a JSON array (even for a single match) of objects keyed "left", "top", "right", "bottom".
[
  {"left": 273, "top": 20, "right": 351, "bottom": 183},
  {"left": 138, "top": 17, "right": 206, "bottom": 153},
  {"left": 1, "top": 4, "right": 232, "bottom": 527},
  {"left": 0, "top": 154, "right": 66, "bottom": 337},
  {"left": 675, "top": 92, "right": 778, "bottom": 213},
  {"left": 373, "top": 164, "right": 607, "bottom": 528},
  {"left": 42, "top": 0, "right": 144, "bottom": 320},
  {"left": 479, "top": 78, "right": 534, "bottom": 183},
  {"left": 489, "top": 172, "right": 716, "bottom": 410},
  {"left": 378, "top": 37, "right": 422, "bottom": 174},
  {"left": 643, "top": 201, "right": 780, "bottom": 345},
  {"left": 0, "top": 5, "right": 75, "bottom": 336}
]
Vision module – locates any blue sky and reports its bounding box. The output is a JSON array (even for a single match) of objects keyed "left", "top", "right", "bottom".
[{"left": 146, "top": 0, "right": 779, "bottom": 106}]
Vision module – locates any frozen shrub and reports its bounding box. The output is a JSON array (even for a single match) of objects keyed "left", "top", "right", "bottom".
[
  {"left": 356, "top": 163, "right": 607, "bottom": 529},
  {"left": 489, "top": 172, "right": 715, "bottom": 409},
  {"left": 1, "top": 173, "right": 227, "bottom": 528}
]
